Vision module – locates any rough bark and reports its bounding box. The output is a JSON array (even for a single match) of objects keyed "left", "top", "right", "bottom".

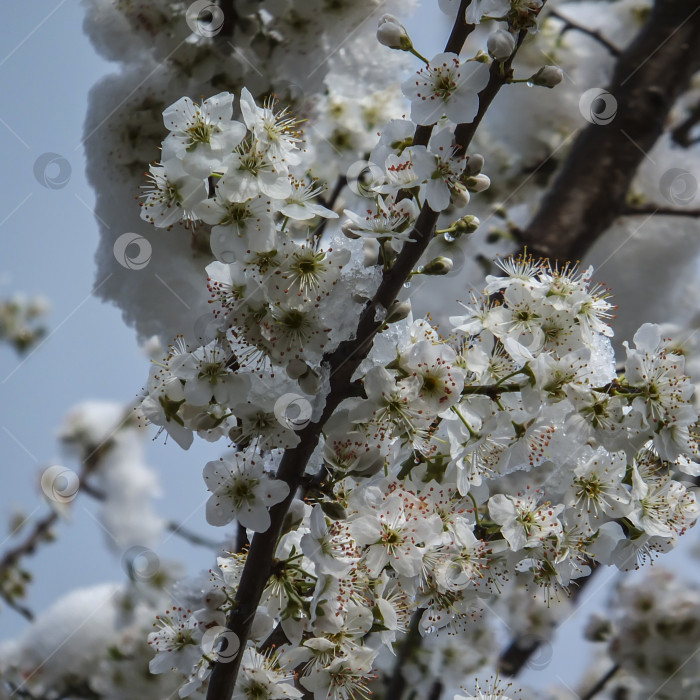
[{"left": 519, "top": 0, "right": 700, "bottom": 262}]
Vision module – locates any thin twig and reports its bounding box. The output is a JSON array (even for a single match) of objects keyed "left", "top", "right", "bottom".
[
  {"left": 622, "top": 205, "right": 700, "bottom": 217},
  {"left": 581, "top": 664, "right": 620, "bottom": 700},
  {"left": 548, "top": 8, "right": 620, "bottom": 56},
  {"left": 166, "top": 521, "right": 221, "bottom": 550}
]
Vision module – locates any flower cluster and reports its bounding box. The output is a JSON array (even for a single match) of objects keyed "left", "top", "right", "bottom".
[
  {"left": 584, "top": 569, "right": 700, "bottom": 699},
  {"left": 0, "top": 293, "right": 49, "bottom": 353},
  {"left": 111, "top": 4, "right": 700, "bottom": 699},
  {"left": 140, "top": 213, "right": 699, "bottom": 695}
]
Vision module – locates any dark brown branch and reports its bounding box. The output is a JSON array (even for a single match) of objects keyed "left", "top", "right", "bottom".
[
  {"left": 519, "top": 0, "right": 700, "bottom": 262},
  {"left": 215, "top": 0, "right": 238, "bottom": 41},
  {"left": 204, "top": 3, "right": 485, "bottom": 697},
  {"left": 622, "top": 204, "right": 700, "bottom": 217},
  {"left": 548, "top": 8, "right": 620, "bottom": 56},
  {"left": 671, "top": 98, "right": 700, "bottom": 147},
  {"left": 498, "top": 564, "right": 593, "bottom": 676},
  {"left": 427, "top": 680, "right": 444, "bottom": 700},
  {"left": 166, "top": 521, "right": 221, "bottom": 550},
  {"left": 0, "top": 510, "right": 58, "bottom": 615},
  {"left": 454, "top": 14, "right": 545, "bottom": 154},
  {"left": 0, "top": 416, "right": 128, "bottom": 617},
  {"left": 581, "top": 664, "right": 621, "bottom": 700}
]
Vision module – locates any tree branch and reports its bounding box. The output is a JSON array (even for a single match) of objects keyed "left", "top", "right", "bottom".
[
  {"left": 204, "top": 2, "right": 488, "bottom": 696},
  {"left": 519, "top": 0, "right": 700, "bottom": 262},
  {"left": 498, "top": 565, "right": 593, "bottom": 676},
  {"left": 671, "top": 98, "right": 700, "bottom": 147},
  {"left": 548, "top": 9, "right": 620, "bottom": 56},
  {"left": 622, "top": 204, "right": 700, "bottom": 217},
  {"left": 166, "top": 521, "right": 221, "bottom": 550},
  {"left": 581, "top": 664, "right": 620, "bottom": 700}
]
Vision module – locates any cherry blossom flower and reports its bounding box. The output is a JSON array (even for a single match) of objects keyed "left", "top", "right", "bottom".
[
  {"left": 402, "top": 52, "right": 490, "bottom": 126},
  {"left": 203, "top": 451, "right": 289, "bottom": 531},
  {"left": 161, "top": 93, "right": 246, "bottom": 177}
]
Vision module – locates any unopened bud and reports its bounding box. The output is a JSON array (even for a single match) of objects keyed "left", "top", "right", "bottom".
[
  {"left": 464, "top": 173, "right": 491, "bottom": 193},
  {"left": 466, "top": 153, "right": 484, "bottom": 176},
  {"left": 385, "top": 300, "right": 412, "bottom": 324},
  {"left": 377, "top": 14, "right": 412, "bottom": 51},
  {"left": 420, "top": 256, "right": 453, "bottom": 276},
  {"left": 487, "top": 29, "right": 515, "bottom": 60},
  {"left": 473, "top": 50, "right": 490, "bottom": 63},
  {"left": 454, "top": 214, "right": 480, "bottom": 234},
  {"left": 320, "top": 501, "right": 347, "bottom": 521},
  {"left": 450, "top": 182, "right": 471, "bottom": 208},
  {"left": 530, "top": 65, "right": 563, "bottom": 88}
]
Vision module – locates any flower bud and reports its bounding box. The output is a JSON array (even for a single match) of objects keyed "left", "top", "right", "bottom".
[
  {"left": 450, "top": 182, "right": 471, "bottom": 208},
  {"left": 420, "top": 256, "right": 453, "bottom": 276},
  {"left": 487, "top": 29, "right": 515, "bottom": 60},
  {"left": 466, "top": 153, "right": 484, "bottom": 176},
  {"left": 454, "top": 214, "right": 480, "bottom": 234},
  {"left": 385, "top": 300, "right": 412, "bottom": 324},
  {"left": 464, "top": 173, "right": 491, "bottom": 193},
  {"left": 320, "top": 501, "right": 347, "bottom": 520},
  {"left": 377, "top": 14, "right": 412, "bottom": 51},
  {"left": 530, "top": 65, "right": 563, "bottom": 88}
]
